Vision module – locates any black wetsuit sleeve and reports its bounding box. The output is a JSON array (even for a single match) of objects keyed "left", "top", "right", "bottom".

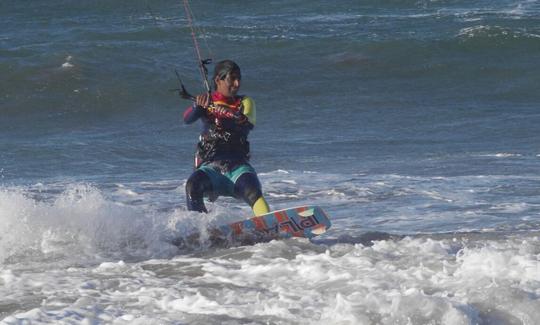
[{"left": 183, "top": 104, "right": 206, "bottom": 124}]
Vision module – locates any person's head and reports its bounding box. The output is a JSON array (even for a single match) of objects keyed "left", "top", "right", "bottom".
[{"left": 213, "top": 59, "right": 241, "bottom": 97}]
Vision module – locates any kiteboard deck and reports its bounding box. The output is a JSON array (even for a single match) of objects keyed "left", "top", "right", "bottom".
[{"left": 174, "top": 206, "right": 332, "bottom": 248}]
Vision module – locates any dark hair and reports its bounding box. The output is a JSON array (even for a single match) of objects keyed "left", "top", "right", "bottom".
[{"left": 213, "top": 60, "right": 241, "bottom": 89}]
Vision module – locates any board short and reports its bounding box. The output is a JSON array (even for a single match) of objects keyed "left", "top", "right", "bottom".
[{"left": 197, "top": 161, "right": 257, "bottom": 198}]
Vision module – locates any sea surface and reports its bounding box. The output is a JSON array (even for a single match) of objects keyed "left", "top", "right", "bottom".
[{"left": 1, "top": 0, "right": 540, "bottom": 324}]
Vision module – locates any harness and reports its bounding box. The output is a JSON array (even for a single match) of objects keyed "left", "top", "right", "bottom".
[
  {"left": 197, "top": 127, "right": 250, "bottom": 163},
  {"left": 195, "top": 95, "right": 251, "bottom": 167}
]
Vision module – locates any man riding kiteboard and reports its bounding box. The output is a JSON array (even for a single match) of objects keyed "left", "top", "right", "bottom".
[{"left": 183, "top": 60, "right": 270, "bottom": 216}]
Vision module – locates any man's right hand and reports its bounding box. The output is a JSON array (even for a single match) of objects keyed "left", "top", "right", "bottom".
[{"left": 195, "top": 93, "right": 211, "bottom": 109}]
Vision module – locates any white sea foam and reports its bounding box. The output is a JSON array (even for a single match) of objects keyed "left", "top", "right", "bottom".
[
  {"left": 1, "top": 236, "right": 539, "bottom": 324},
  {"left": 474, "top": 153, "right": 506, "bottom": 158},
  {"left": 490, "top": 202, "right": 531, "bottom": 213},
  {"left": 1, "top": 174, "right": 540, "bottom": 323},
  {"left": 0, "top": 184, "right": 180, "bottom": 265},
  {"left": 494, "top": 153, "right": 522, "bottom": 158},
  {"left": 60, "top": 55, "right": 74, "bottom": 69},
  {"left": 458, "top": 25, "right": 511, "bottom": 38}
]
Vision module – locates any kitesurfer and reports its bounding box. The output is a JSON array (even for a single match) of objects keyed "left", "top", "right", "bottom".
[{"left": 183, "top": 60, "right": 270, "bottom": 216}]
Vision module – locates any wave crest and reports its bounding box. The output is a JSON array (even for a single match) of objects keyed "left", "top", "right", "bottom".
[{"left": 0, "top": 184, "right": 178, "bottom": 265}]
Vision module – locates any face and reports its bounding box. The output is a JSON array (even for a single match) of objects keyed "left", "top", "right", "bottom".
[{"left": 215, "top": 70, "right": 241, "bottom": 97}]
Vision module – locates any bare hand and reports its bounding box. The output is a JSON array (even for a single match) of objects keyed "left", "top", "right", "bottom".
[{"left": 195, "top": 93, "right": 210, "bottom": 109}]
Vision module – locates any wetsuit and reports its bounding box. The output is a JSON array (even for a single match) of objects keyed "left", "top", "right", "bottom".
[{"left": 183, "top": 91, "right": 270, "bottom": 216}]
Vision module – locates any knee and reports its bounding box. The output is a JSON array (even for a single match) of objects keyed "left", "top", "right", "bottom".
[
  {"left": 234, "top": 173, "right": 263, "bottom": 207},
  {"left": 186, "top": 170, "right": 212, "bottom": 197},
  {"left": 185, "top": 170, "right": 212, "bottom": 213}
]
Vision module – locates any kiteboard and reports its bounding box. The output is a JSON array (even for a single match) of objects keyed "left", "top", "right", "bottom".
[{"left": 174, "top": 206, "right": 332, "bottom": 248}]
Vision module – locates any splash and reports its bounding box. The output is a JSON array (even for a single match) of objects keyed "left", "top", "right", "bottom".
[
  {"left": 0, "top": 184, "right": 180, "bottom": 265},
  {"left": 0, "top": 183, "right": 253, "bottom": 266}
]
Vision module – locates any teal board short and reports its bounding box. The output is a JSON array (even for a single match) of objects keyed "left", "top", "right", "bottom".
[{"left": 198, "top": 162, "right": 256, "bottom": 198}]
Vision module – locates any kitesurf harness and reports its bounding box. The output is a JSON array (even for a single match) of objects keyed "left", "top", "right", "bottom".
[
  {"left": 195, "top": 93, "right": 251, "bottom": 166},
  {"left": 197, "top": 128, "right": 250, "bottom": 165}
]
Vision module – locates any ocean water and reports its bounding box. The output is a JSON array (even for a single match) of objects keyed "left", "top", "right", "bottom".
[{"left": 1, "top": 0, "right": 540, "bottom": 324}]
